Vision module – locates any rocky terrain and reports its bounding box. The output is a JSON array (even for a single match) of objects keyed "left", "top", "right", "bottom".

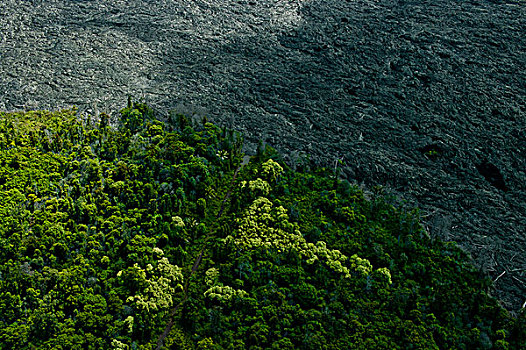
[{"left": 0, "top": 0, "right": 524, "bottom": 310}]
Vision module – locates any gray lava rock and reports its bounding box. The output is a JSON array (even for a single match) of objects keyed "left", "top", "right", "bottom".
[{"left": 0, "top": 0, "right": 524, "bottom": 310}]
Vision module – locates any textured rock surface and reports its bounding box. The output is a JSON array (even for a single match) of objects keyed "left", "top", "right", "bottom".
[{"left": 1, "top": 0, "right": 524, "bottom": 310}]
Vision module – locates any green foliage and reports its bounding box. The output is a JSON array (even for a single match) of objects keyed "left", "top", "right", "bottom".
[
  {"left": 120, "top": 248, "right": 183, "bottom": 313},
  {"left": 0, "top": 102, "right": 523, "bottom": 349},
  {"left": 260, "top": 158, "right": 283, "bottom": 182}
]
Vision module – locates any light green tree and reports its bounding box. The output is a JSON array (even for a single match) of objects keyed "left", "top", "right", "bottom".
[
  {"left": 203, "top": 268, "right": 247, "bottom": 303},
  {"left": 228, "top": 197, "right": 377, "bottom": 278},
  {"left": 260, "top": 159, "right": 283, "bottom": 182},
  {"left": 119, "top": 248, "right": 183, "bottom": 312}
]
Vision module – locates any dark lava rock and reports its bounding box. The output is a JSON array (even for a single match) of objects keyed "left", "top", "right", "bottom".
[
  {"left": 476, "top": 160, "right": 508, "bottom": 192},
  {"left": 0, "top": 0, "right": 524, "bottom": 310}
]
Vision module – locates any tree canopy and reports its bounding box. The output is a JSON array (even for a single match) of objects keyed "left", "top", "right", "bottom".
[{"left": 0, "top": 103, "right": 524, "bottom": 349}]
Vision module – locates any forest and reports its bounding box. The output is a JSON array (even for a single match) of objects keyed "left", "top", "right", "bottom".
[{"left": 0, "top": 101, "right": 524, "bottom": 349}]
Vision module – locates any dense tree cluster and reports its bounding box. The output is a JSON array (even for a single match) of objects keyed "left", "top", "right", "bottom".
[{"left": 0, "top": 102, "right": 524, "bottom": 349}]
